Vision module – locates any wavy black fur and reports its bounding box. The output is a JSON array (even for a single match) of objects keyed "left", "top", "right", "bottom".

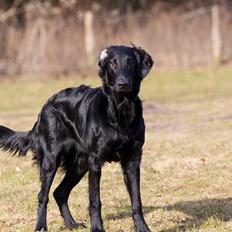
[
  {"left": 0, "top": 125, "right": 32, "bottom": 156},
  {"left": 0, "top": 45, "right": 153, "bottom": 232}
]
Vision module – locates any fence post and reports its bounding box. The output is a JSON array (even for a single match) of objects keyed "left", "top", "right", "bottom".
[
  {"left": 211, "top": 2, "right": 222, "bottom": 65},
  {"left": 84, "top": 11, "right": 95, "bottom": 68}
]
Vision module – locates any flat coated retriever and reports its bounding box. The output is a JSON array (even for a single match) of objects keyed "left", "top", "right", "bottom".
[{"left": 0, "top": 45, "right": 153, "bottom": 232}]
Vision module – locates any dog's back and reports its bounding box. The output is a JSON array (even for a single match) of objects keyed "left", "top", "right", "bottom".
[{"left": 0, "top": 84, "right": 102, "bottom": 166}]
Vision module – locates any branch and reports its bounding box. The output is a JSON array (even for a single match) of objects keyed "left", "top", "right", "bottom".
[{"left": 0, "top": 0, "right": 24, "bottom": 23}]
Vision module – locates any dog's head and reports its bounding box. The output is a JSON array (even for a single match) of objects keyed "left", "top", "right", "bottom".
[{"left": 98, "top": 45, "right": 153, "bottom": 97}]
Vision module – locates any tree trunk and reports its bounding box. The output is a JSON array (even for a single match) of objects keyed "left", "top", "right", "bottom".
[
  {"left": 84, "top": 11, "right": 95, "bottom": 68},
  {"left": 211, "top": 2, "right": 222, "bottom": 65}
]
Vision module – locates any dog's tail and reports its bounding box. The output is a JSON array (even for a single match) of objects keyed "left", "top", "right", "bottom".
[{"left": 0, "top": 125, "right": 33, "bottom": 156}]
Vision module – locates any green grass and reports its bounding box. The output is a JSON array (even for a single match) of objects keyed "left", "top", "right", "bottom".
[{"left": 1, "top": 67, "right": 232, "bottom": 231}]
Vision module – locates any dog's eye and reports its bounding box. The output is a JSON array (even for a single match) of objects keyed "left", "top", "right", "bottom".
[
  {"left": 127, "top": 58, "right": 135, "bottom": 67},
  {"left": 110, "top": 59, "right": 117, "bottom": 70}
]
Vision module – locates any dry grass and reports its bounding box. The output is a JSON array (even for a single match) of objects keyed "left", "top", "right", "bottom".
[{"left": 1, "top": 68, "right": 232, "bottom": 231}]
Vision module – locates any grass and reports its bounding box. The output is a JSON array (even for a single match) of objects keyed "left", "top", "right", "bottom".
[{"left": 1, "top": 67, "right": 232, "bottom": 231}]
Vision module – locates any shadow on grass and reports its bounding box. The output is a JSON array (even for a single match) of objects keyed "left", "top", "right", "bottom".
[
  {"left": 160, "top": 197, "right": 232, "bottom": 232},
  {"left": 105, "top": 205, "right": 157, "bottom": 221},
  {"left": 106, "top": 198, "right": 232, "bottom": 232}
]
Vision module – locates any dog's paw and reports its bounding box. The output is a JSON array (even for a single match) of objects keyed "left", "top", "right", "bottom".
[
  {"left": 136, "top": 223, "right": 151, "bottom": 232},
  {"left": 35, "top": 226, "right": 48, "bottom": 232},
  {"left": 91, "top": 228, "right": 105, "bottom": 232},
  {"left": 91, "top": 230, "right": 105, "bottom": 232},
  {"left": 67, "top": 221, "right": 86, "bottom": 230}
]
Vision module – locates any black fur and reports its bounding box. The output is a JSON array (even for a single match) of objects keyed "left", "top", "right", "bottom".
[
  {"left": 0, "top": 45, "right": 153, "bottom": 232},
  {"left": 0, "top": 126, "right": 32, "bottom": 156}
]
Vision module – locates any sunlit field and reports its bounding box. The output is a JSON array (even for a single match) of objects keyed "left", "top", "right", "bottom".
[{"left": 1, "top": 68, "right": 232, "bottom": 232}]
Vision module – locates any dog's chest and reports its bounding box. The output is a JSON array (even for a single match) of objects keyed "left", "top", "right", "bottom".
[{"left": 103, "top": 130, "right": 133, "bottom": 162}]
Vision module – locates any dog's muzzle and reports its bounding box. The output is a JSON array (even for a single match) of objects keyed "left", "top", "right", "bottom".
[{"left": 116, "top": 77, "right": 131, "bottom": 92}]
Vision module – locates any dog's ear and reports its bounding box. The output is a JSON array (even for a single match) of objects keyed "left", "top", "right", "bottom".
[
  {"left": 132, "top": 46, "right": 153, "bottom": 79},
  {"left": 98, "top": 49, "right": 108, "bottom": 78}
]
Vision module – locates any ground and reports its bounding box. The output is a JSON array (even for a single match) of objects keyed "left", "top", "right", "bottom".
[{"left": 0, "top": 68, "right": 232, "bottom": 232}]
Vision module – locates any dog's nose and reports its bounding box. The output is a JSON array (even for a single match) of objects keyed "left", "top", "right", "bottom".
[
  {"left": 117, "top": 76, "right": 130, "bottom": 92},
  {"left": 118, "top": 81, "right": 129, "bottom": 89}
]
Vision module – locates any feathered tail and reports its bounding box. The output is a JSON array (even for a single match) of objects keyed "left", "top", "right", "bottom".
[{"left": 0, "top": 125, "right": 32, "bottom": 156}]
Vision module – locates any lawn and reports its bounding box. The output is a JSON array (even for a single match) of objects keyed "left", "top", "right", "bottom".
[{"left": 1, "top": 68, "right": 232, "bottom": 232}]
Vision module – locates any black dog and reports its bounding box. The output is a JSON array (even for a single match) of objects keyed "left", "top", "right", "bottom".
[{"left": 0, "top": 45, "right": 153, "bottom": 232}]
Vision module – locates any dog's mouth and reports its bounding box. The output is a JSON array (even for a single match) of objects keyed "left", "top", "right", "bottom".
[
  {"left": 115, "top": 86, "right": 131, "bottom": 93},
  {"left": 115, "top": 83, "right": 131, "bottom": 93}
]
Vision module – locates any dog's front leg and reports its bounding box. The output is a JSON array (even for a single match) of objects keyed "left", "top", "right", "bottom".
[
  {"left": 121, "top": 159, "right": 151, "bottom": 232},
  {"left": 88, "top": 156, "right": 104, "bottom": 232}
]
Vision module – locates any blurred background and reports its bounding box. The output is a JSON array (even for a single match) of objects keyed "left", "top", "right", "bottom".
[{"left": 0, "top": 0, "right": 231, "bottom": 76}]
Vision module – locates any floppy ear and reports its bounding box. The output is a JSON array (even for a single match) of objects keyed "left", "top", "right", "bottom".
[
  {"left": 98, "top": 49, "right": 108, "bottom": 78},
  {"left": 132, "top": 46, "right": 153, "bottom": 79}
]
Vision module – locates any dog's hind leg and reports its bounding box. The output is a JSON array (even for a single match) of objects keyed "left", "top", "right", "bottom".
[
  {"left": 53, "top": 156, "right": 88, "bottom": 229},
  {"left": 35, "top": 149, "right": 60, "bottom": 231}
]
